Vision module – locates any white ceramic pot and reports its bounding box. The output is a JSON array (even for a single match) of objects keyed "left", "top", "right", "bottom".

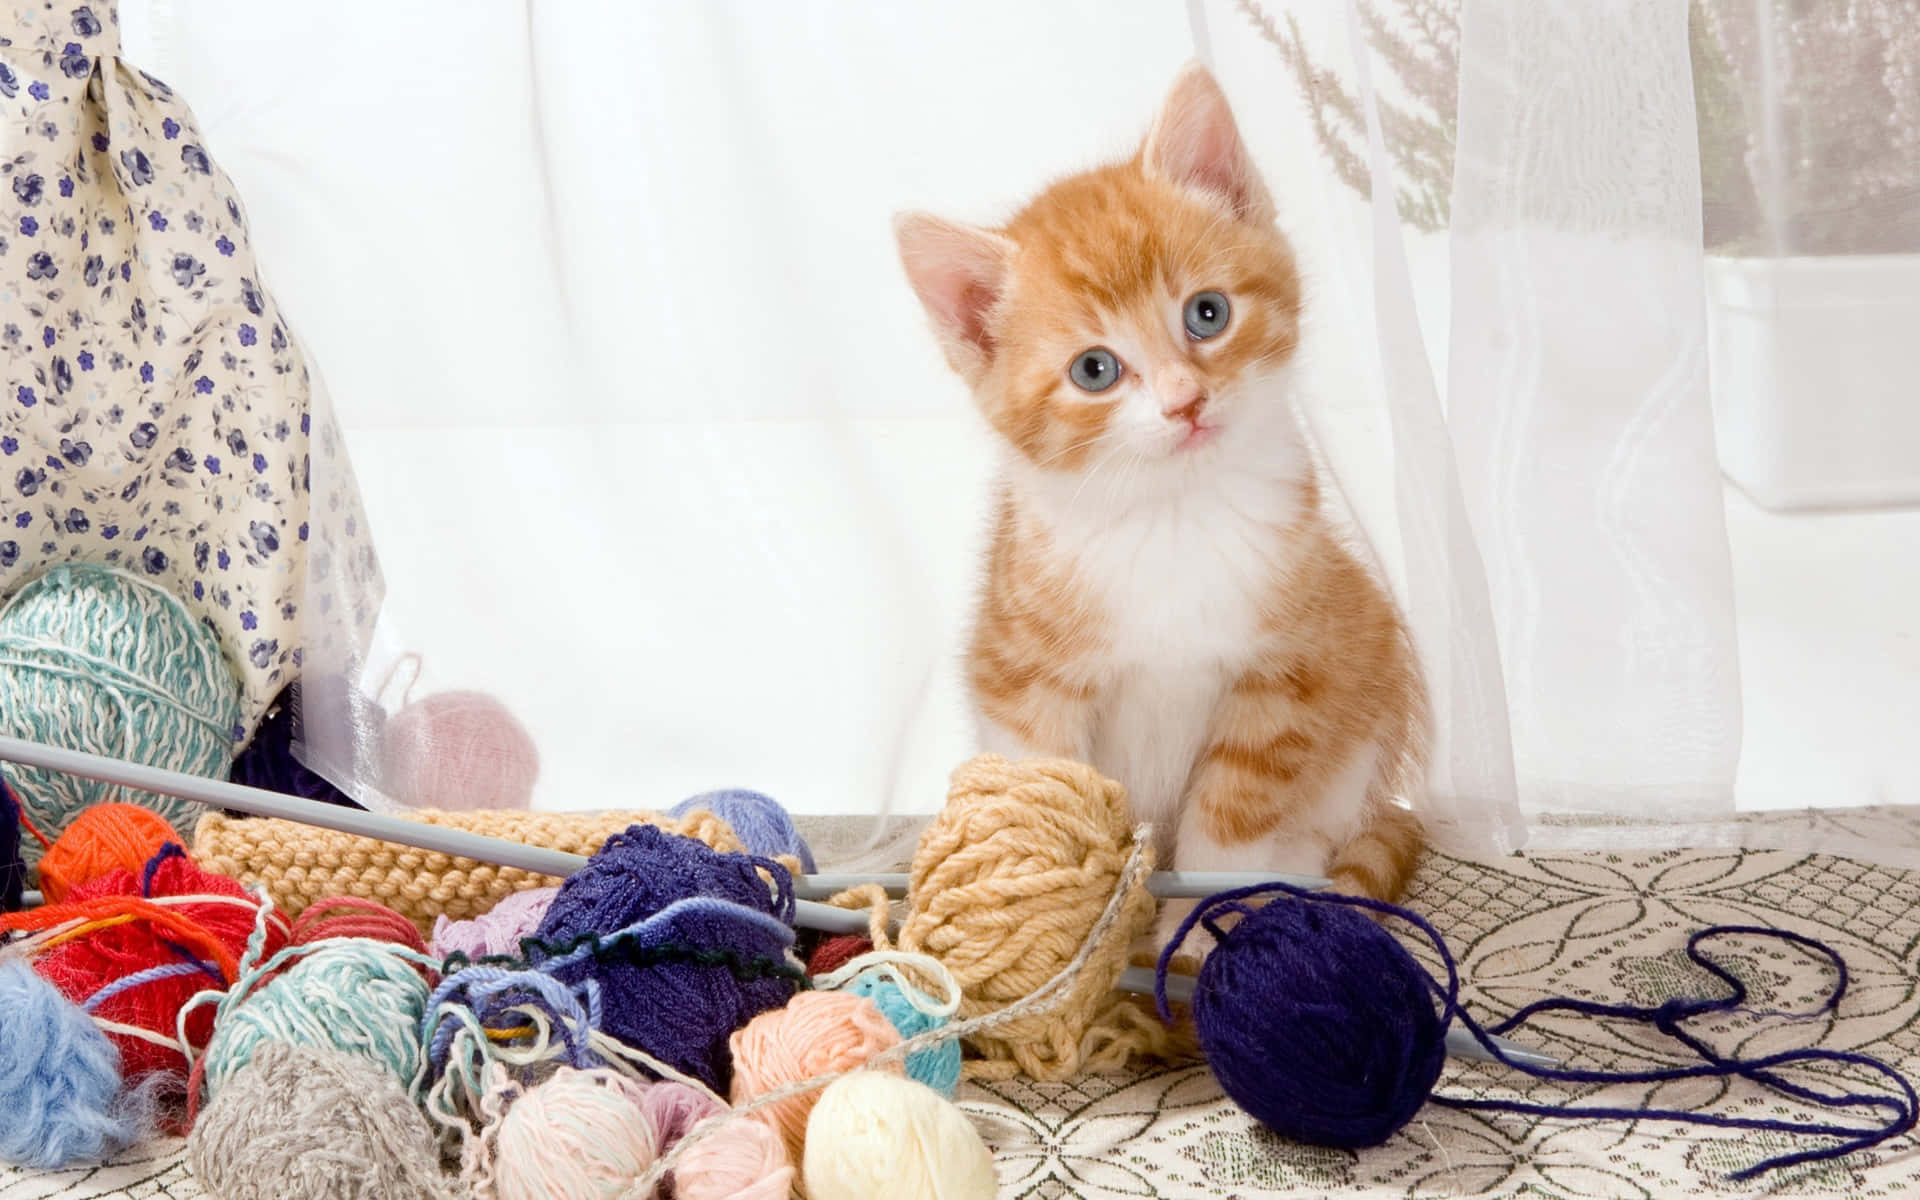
[{"left": 1706, "top": 253, "right": 1920, "bottom": 511}]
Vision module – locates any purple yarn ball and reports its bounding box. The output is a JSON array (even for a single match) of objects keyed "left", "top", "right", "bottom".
[
  {"left": 531, "top": 824, "right": 798, "bottom": 1091},
  {"left": 1, "top": 777, "right": 22, "bottom": 911},
  {"left": 1192, "top": 897, "right": 1446, "bottom": 1149}
]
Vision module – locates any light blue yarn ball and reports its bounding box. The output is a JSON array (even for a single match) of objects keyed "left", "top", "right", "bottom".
[
  {"left": 200, "top": 941, "right": 431, "bottom": 1103},
  {"left": 0, "top": 959, "right": 141, "bottom": 1168},
  {"left": 846, "top": 971, "right": 962, "bottom": 1098},
  {"left": 0, "top": 563, "right": 241, "bottom": 865},
  {"left": 668, "top": 788, "right": 816, "bottom": 873}
]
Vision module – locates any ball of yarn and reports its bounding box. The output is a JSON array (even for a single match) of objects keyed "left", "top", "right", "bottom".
[
  {"left": 429, "top": 885, "right": 557, "bottom": 963},
  {"left": 0, "top": 563, "right": 242, "bottom": 865},
  {"left": 199, "top": 940, "right": 430, "bottom": 1102},
  {"left": 803, "top": 1070, "right": 996, "bottom": 1200},
  {"left": 488, "top": 1067, "right": 655, "bottom": 1200},
  {"left": 1192, "top": 894, "right": 1446, "bottom": 1148},
  {"left": 533, "top": 824, "right": 798, "bottom": 1090},
  {"left": 1, "top": 779, "right": 23, "bottom": 911},
  {"left": 35, "top": 803, "right": 182, "bottom": 904},
  {"left": 845, "top": 971, "right": 963, "bottom": 1097},
  {"left": 673, "top": 1111, "right": 795, "bottom": 1200},
  {"left": 228, "top": 683, "right": 365, "bottom": 808},
  {"left": 638, "top": 1079, "right": 724, "bottom": 1151},
  {"left": 806, "top": 934, "right": 872, "bottom": 977},
  {"left": 668, "top": 789, "right": 816, "bottom": 872},
  {"left": 0, "top": 959, "right": 141, "bottom": 1168},
  {"left": 896, "top": 755, "right": 1159, "bottom": 1080},
  {"left": 188, "top": 1040, "right": 455, "bottom": 1200},
  {"left": 728, "top": 989, "right": 903, "bottom": 1163},
  {"left": 379, "top": 689, "right": 539, "bottom": 811},
  {"left": 34, "top": 846, "right": 283, "bottom": 1080}
]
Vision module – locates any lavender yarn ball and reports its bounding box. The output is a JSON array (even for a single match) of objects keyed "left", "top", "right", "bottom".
[
  {"left": 1, "top": 778, "right": 22, "bottom": 911},
  {"left": 1191, "top": 897, "right": 1446, "bottom": 1149},
  {"left": 429, "top": 886, "right": 558, "bottom": 962},
  {"left": 668, "top": 789, "right": 815, "bottom": 873},
  {"left": 531, "top": 824, "right": 800, "bottom": 1090}
]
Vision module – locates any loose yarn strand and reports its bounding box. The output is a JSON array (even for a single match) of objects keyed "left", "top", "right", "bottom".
[
  {"left": 618, "top": 821, "right": 1157, "bottom": 1199},
  {"left": 1158, "top": 882, "right": 1918, "bottom": 1182}
]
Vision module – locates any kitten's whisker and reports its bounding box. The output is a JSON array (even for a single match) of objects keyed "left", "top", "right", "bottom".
[{"left": 1034, "top": 427, "right": 1127, "bottom": 470}]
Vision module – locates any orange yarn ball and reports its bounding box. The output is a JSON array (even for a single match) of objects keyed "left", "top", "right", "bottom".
[
  {"left": 728, "top": 990, "right": 904, "bottom": 1165},
  {"left": 36, "top": 803, "right": 183, "bottom": 903}
]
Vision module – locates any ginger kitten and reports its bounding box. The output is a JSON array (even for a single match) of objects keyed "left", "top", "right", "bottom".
[{"left": 895, "top": 64, "right": 1428, "bottom": 944}]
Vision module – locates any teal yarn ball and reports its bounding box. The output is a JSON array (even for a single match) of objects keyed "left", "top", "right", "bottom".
[
  {"left": 200, "top": 941, "right": 430, "bottom": 1104},
  {"left": 0, "top": 563, "right": 241, "bottom": 865},
  {"left": 846, "top": 972, "right": 963, "bottom": 1098}
]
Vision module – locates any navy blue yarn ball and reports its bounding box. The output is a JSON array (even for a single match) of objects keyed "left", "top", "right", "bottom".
[
  {"left": 667, "top": 788, "right": 816, "bottom": 873},
  {"left": 1, "top": 778, "right": 22, "bottom": 910},
  {"left": 1193, "top": 898, "right": 1447, "bottom": 1149},
  {"left": 227, "top": 684, "right": 366, "bottom": 809},
  {"left": 531, "top": 823, "right": 797, "bottom": 1091}
]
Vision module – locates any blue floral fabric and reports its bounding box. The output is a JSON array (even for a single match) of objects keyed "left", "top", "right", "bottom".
[{"left": 0, "top": 1, "right": 381, "bottom": 743}]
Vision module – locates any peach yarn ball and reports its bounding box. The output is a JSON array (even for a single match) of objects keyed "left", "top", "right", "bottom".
[{"left": 727, "top": 989, "right": 904, "bottom": 1164}]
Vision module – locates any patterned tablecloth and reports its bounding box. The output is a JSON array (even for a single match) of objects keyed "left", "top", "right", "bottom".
[{"left": 6, "top": 810, "right": 1920, "bottom": 1199}]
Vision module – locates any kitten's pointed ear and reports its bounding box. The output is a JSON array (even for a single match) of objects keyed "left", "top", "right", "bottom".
[
  {"left": 1141, "top": 62, "right": 1274, "bottom": 225},
  {"left": 894, "top": 212, "right": 1014, "bottom": 383}
]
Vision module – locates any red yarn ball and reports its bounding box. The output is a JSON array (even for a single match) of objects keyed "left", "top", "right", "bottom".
[
  {"left": 378, "top": 690, "right": 540, "bottom": 810},
  {"left": 806, "top": 934, "right": 873, "bottom": 977},
  {"left": 36, "top": 803, "right": 183, "bottom": 903},
  {"left": 33, "top": 848, "right": 287, "bottom": 1081}
]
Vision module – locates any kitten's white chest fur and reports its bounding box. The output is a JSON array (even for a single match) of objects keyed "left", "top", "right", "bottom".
[{"left": 993, "top": 402, "right": 1313, "bottom": 843}]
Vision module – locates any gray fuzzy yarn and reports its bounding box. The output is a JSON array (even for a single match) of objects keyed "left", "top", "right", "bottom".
[{"left": 187, "top": 1041, "right": 459, "bottom": 1200}]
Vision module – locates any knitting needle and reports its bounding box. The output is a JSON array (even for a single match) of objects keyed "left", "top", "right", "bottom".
[
  {"left": 1122, "top": 967, "right": 1561, "bottom": 1070},
  {"left": 0, "top": 734, "right": 872, "bottom": 936},
  {"left": 795, "top": 869, "right": 1331, "bottom": 901}
]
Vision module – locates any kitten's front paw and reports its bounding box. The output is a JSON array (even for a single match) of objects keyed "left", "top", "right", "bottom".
[{"left": 1146, "top": 898, "right": 1215, "bottom": 965}]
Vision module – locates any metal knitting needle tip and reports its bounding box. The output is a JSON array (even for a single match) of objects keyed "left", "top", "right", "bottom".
[{"left": 1117, "top": 967, "right": 1561, "bottom": 1070}]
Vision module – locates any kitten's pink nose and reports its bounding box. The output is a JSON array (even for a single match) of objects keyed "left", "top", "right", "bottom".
[{"left": 1162, "top": 386, "right": 1208, "bottom": 425}]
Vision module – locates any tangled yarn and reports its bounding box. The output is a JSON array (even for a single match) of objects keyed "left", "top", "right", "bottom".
[
  {"left": 728, "top": 989, "right": 904, "bottom": 1163},
  {"left": 33, "top": 803, "right": 183, "bottom": 903},
  {"left": 197, "top": 938, "right": 432, "bottom": 1106},
  {"left": 531, "top": 824, "right": 800, "bottom": 1090},
  {"left": 842, "top": 968, "right": 963, "bottom": 1097},
  {"left": 30, "top": 845, "right": 285, "bottom": 1081},
  {"left": 481, "top": 1067, "right": 655, "bottom": 1200},
  {"left": 0, "top": 563, "right": 241, "bottom": 864},
  {"left": 804, "top": 1070, "right": 997, "bottom": 1200},
  {"left": 0, "top": 959, "right": 143, "bottom": 1168},
  {"left": 669, "top": 788, "right": 816, "bottom": 872},
  {"left": 381, "top": 690, "right": 540, "bottom": 811},
  {"left": 429, "top": 885, "right": 557, "bottom": 962},
  {"left": 885, "top": 755, "right": 1164, "bottom": 1080},
  {"left": 187, "top": 1040, "right": 455, "bottom": 1200},
  {"left": 1, "top": 778, "right": 22, "bottom": 911},
  {"left": 192, "top": 805, "right": 761, "bottom": 933}
]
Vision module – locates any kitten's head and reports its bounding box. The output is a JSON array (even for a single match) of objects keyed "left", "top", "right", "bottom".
[{"left": 896, "top": 64, "right": 1302, "bottom": 481}]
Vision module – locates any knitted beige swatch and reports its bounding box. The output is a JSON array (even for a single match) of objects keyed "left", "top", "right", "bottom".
[{"left": 192, "top": 807, "right": 752, "bottom": 934}]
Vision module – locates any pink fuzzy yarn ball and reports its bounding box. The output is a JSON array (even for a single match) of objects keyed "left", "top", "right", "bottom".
[{"left": 379, "top": 690, "right": 540, "bottom": 811}]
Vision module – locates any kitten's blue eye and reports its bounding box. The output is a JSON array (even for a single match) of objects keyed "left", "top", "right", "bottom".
[
  {"left": 1069, "top": 348, "right": 1122, "bottom": 393},
  {"left": 1184, "top": 291, "right": 1231, "bottom": 340}
]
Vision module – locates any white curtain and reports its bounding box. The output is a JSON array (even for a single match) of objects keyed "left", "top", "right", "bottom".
[
  {"left": 120, "top": 1, "right": 1918, "bottom": 861},
  {"left": 1196, "top": 0, "right": 1919, "bottom": 859}
]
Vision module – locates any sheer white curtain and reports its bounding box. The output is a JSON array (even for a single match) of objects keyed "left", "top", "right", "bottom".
[
  {"left": 121, "top": 0, "right": 1917, "bottom": 861},
  {"left": 1196, "top": 0, "right": 1920, "bottom": 859}
]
